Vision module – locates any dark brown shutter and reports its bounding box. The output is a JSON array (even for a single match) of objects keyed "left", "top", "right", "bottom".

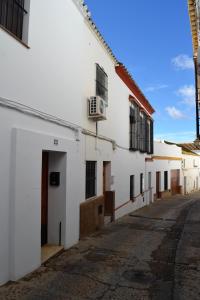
[{"left": 150, "top": 119, "right": 154, "bottom": 154}]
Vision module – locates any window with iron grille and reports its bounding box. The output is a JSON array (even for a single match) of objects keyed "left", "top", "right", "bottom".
[
  {"left": 86, "top": 161, "right": 96, "bottom": 199},
  {"left": 0, "top": 0, "right": 27, "bottom": 40},
  {"left": 130, "top": 175, "right": 135, "bottom": 201},
  {"left": 129, "top": 102, "right": 154, "bottom": 154},
  {"left": 96, "top": 64, "right": 108, "bottom": 104}
]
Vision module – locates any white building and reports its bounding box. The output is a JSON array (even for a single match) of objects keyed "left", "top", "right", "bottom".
[
  {"left": 182, "top": 151, "right": 200, "bottom": 194},
  {"left": 146, "top": 141, "right": 182, "bottom": 200},
  {"left": 0, "top": 0, "right": 155, "bottom": 285},
  {"left": 177, "top": 143, "right": 200, "bottom": 194},
  {"left": 1, "top": 0, "right": 198, "bottom": 286}
]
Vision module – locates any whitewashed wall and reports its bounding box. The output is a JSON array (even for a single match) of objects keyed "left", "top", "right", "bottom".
[
  {"left": 80, "top": 2, "right": 155, "bottom": 219},
  {"left": 182, "top": 154, "right": 200, "bottom": 194},
  {"left": 146, "top": 142, "right": 182, "bottom": 198},
  {"left": 0, "top": 0, "right": 154, "bottom": 285}
]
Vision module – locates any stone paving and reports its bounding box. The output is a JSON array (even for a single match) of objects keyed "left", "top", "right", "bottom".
[{"left": 1, "top": 192, "right": 200, "bottom": 299}]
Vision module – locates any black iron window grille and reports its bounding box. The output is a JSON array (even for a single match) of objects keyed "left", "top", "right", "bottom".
[
  {"left": 86, "top": 161, "right": 96, "bottom": 199},
  {"left": 0, "top": 0, "right": 27, "bottom": 40},
  {"left": 96, "top": 64, "right": 108, "bottom": 104},
  {"left": 129, "top": 104, "right": 154, "bottom": 154}
]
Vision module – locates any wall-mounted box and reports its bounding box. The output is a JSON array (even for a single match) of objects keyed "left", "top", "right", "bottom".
[{"left": 50, "top": 172, "right": 60, "bottom": 186}]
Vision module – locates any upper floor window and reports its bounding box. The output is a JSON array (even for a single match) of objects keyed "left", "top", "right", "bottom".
[
  {"left": 129, "top": 104, "right": 138, "bottom": 150},
  {"left": 139, "top": 111, "right": 146, "bottom": 152},
  {"left": 96, "top": 64, "right": 108, "bottom": 105},
  {"left": 129, "top": 103, "right": 153, "bottom": 154},
  {"left": 0, "top": 0, "right": 27, "bottom": 41}
]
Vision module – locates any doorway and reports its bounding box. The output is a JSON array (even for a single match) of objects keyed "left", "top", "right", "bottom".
[
  {"left": 171, "top": 169, "right": 180, "bottom": 195},
  {"left": 184, "top": 176, "right": 187, "bottom": 195},
  {"left": 148, "top": 172, "right": 152, "bottom": 203},
  {"left": 103, "top": 161, "right": 115, "bottom": 223},
  {"left": 103, "top": 161, "right": 111, "bottom": 193},
  {"left": 156, "top": 171, "right": 161, "bottom": 199},
  {"left": 41, "top": 152, "right": 49, "bottom": 246},
  {"left": 41, "top": 151, "right": 66, "bottom": 262}
]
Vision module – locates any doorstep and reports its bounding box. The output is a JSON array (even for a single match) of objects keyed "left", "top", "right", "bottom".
[{"left": 41, "top": 244, "right": 64, "bottom": 263}]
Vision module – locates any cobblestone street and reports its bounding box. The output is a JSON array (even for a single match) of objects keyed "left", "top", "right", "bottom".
[{"left": 1, "top": 192, "right": 200, "bottom": 300}]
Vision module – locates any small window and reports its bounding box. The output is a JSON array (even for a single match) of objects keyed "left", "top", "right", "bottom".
[
  {"left": 164, "top": 171, "right": 168, "bottom": 191},
  {"left": 140, "top": 173, "right": 144, "bottom": 194},
  {"left": 96, "top": 64, "right": 108, "bottom": 104},
  {"left": 0, "top": 0, "right": 28, "bottom": 40},
  {"left": 193, "top": 159, "right": 198, "bottom": 167},
  {"left": 130, "top": 175, "right": 135, "bottom": 201},
  {"left": 86, "top": 161, "right": 96, "bottom": 199},
  {"left": 182, "top": 159, "right": 186, "bottom": 168}
]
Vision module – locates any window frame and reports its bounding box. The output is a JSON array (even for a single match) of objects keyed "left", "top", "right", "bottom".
[
  {"left": 96, "top": 63, "right": 108, "bottom": 105},
  {"left": 129, "top": 102, "right": 153, "bottom": 154},
  {"left": 0, "top": 0, "right": 28, "bottom": 41},
  {"left": 164, "top": 171, "right": 168, "bottom": 191},
  {"left": 140, "top": 173, "right": 144, "bottom": 194},
  {"left": 130, "top": 175, "right": 135, "bottom": 201},
  {"left": 85, "top": 161, "right": 97, "bottom": 199}
]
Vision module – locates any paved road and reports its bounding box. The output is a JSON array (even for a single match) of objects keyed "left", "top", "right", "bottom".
[{"left": 1, "top": 192, "right": 200, "bottom": 300}]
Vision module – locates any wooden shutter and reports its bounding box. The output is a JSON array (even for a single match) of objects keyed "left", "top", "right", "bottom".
[{"left": 150, "top": 119, "right": 154, "bottom": 154}]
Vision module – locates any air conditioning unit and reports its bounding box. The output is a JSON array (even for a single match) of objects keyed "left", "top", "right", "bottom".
[{"left": 88, "top": 96, "right": 106, "bottom": 120}]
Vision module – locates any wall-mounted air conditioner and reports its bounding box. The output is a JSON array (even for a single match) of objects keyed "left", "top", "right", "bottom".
[{"left": 88, "top": 96, "right": 106, "bottom": 120}]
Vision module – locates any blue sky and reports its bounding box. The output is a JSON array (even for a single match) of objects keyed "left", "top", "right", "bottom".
[{"left": 85, "top": 0, "right": 196, "bottom": 142}]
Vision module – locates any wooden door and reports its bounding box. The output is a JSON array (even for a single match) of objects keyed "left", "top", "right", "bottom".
[
  {"left": 184, "top": 176, "right": 187, "bottom": 195},
  {"left": 41, "top": 152, "right": 49, "bottom": 246},
  {"left": 171, "top": 169, "right": 180, "bottom": 195},
  {"left": 156, "top": 172, "right": 160, "bottom": 198},
  {"left": 103, "top": 162, "right": 106, "bottom": 194}
]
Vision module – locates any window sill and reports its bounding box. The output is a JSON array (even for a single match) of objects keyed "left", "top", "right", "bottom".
[
  {"left": 0, "top": 25, "right": 30, "bottom": 49},
  {"left": 129, "top": 147, "right": 137, "bottom": 152},
  {"left": 85, "top": 195, "right": 97, "bottom": 201}
]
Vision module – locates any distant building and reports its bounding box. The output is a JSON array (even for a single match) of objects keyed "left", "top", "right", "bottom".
[{"left": 146, "top": 141, "right": 182, "bottom": 200}]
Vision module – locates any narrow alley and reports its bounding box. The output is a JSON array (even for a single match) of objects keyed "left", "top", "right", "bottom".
[{"left": 1, "top": 192, "right": 200, "bottom": 300}]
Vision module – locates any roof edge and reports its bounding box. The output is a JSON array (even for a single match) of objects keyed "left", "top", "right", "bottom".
[{"left": 116, "top": 64, "right": 155, "bottom": 115}]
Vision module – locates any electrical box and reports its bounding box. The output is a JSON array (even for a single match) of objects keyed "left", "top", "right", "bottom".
[{"left": 50, "top": 172, "right": 60, "bottom": 186}]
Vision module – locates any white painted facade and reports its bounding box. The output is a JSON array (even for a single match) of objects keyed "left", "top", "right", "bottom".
[
  {"left": 1, "top": 0, "right": 198, "bottom": 286},
  {"left": 0, "top": 0, "right": 155, "bottom": 285},
  {"left": 182, "top": 153, "right": 200, "bottom": 194},
  {"left": 146, "top": 142, "right": 182, "bottom": 199}
]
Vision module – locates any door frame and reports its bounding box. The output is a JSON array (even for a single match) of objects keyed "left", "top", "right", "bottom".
[
  {"left": 156, "top": 171, "right": 161, "bottom": 199},
  {"left": 41, "top": 151, "right": 49, "bottom": 246}
]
